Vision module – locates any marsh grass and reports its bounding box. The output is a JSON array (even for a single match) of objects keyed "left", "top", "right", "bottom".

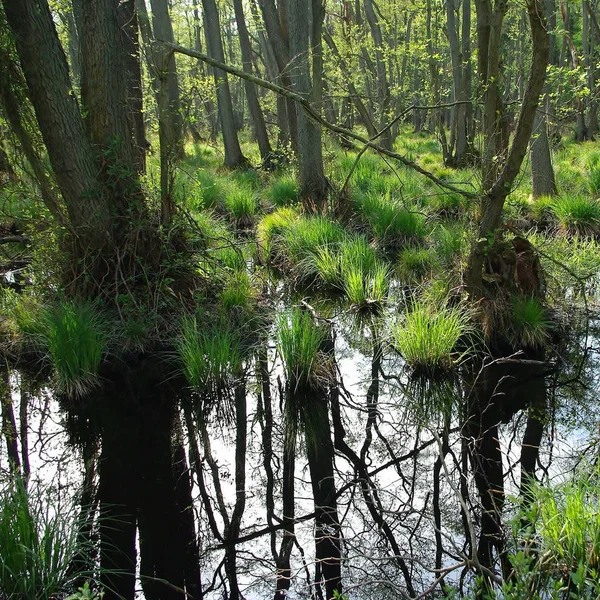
[
  {"left": 432, "top": 223, "right": 466, "bottom": 265},
  {"left": 398, "top": 246, "right": 439, "bottom": 281},
  {"left": 588, "top": 152, "right": 600, "bottom": 195},
  {"left": 177, "top": 316, "right": 242, "bottom": 408},
  {"left": 341, "top": 260, "right": 390, "bottom": 313},
  {"left": 41, "top": 301, "right": 106, "bottom": 397},
  {"left": 256, "top": 207, "right": 300, "bottom": 260},
  {"left": 392, "top": 302, "right": 471, "bottom": 375},
  {"left": 355, "top": 192, "right": 425, "bottom": 250},
  {"left": 510, "top": 296, "right": 551, "bottom": 348},
  {"left": 223, "top": 185, "right": 258, "bottom": 226},
  {"left": 280, "top": 216, "right": 346, "bottom": 266},
  {"left": 269, "top": 174, "right": 299, "bottom": 206},
  {"left": 219, "top": 269, "right": 256, "bottom": 314},
  {"left": 0, "top": 477, "right": 96, "bottom": 600},
  {"left": 551, "top": 195, "right": 600, "bottom": 235}
]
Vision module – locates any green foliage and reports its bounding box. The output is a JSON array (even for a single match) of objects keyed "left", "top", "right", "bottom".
[
  {"left": 551, "top": 195, "right": 600, "bottom": 234},
  {"left": 268, "top": 174, "right": 299, "bottom": 206},
  {"left": 277, "top": 308, "right": 326, "bottom": 391},
  {"left": 177, "top": 316, "right": 242, "bottom": 403},
  {"left": 41, "top": 301, "right": 106, "bottom": 397},
  {"left": 510, "top": 296, "right": 551, "bottom": 348},
  {"left": 398, "top": 246, "right": 439, "bottom": 281},
  {"left": 392, "top": 302, "right": 470, "bottom": 374},
  {"left": 219, "top": 269, "right": 255, "bottom": 314},
  {"left": 191, "top": 170, "right": 226, "bottom": 210},
  {"left": 0, "top": 477, "right": 95, "bottom": 600},
  {"left": 355, "top": 192, "right": 425, "bottom": 249},
  {"left": 223, "top": 185, "right": 258, "bottom": 225}
]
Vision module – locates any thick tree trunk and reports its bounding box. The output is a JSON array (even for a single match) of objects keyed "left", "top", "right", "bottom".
[
  {"left": 202, "top": 0, "right": 248, "bottom": 168},
  {"left": 2, "top": 0, "right": 111, "bottom": 244},
  {"left": 530, "top": 105, "right": 558, "bottom": 198},
  {"left": 288, "top": 0, "right": 328, "bottom": 211}
]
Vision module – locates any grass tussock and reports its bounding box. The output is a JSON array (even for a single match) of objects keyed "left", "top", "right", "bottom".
[
  {"left": 392, "top": 302, "right": 471, "bottom": 375},
  {"left": 177, "top": 316, "right": 242, "bottom": 407}
]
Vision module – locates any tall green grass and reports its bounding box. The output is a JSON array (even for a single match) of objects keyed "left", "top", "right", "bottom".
[
  {"left": 269, "top": 174, "right": 299, "bottom": 206},
  {"left": 510, "top": 296, "right": 551, "bottom": 348},
  {"left": 223, "top": 185, "right": 258, "bottom": 226},
  {"left": 42, "top": 301, "right": 106, "bottom": 397},
  {"left": 277, "top": 308, "right": 326, "bottom": 391},
  {"left": 0, "top": 478, "right": 95, "bottom": 600},
  {"left": 177, "top": 316, "right": 242, "bottom": 405},
  {"left": 355, "top": 192, "right": 425, "bottom": 250},
  {"left": 392, "top": 302, "right": 470, "bottom": 374},
  {"left": 551, "top": 195, "right": 600, "bottom": 235}
]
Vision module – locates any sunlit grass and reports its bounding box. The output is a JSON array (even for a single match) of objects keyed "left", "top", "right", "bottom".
[
  {"left": 392, "top": 302, "right": 471, "bottom": 374},
  {"left": 223, "top": 185, "right": 258, "bottom": 226},
  {"left": 269, "top": 174, "right": 299, "bottom": 206},
  {"left": 177, "top": 316, "right": 242, "bottom": 404},
  {"left": 551, "top": 195, "right": 600, "bottom": 235},
  {"left": 510, "top": 296, "right": 551, "bottom": 348},
  {"left": 41, "top": 301, "right": 106, "bottom": 397}
]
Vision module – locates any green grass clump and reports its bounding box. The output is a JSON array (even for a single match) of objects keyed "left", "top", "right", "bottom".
[
  {"left": 256, "top": 207, "right": 300, "bottom": 260},
  {"left": 42, "top": 301, "right": 106, "bottom": 396},
  {"left": 398, "top": 246, "right": 439, "bottom": 281},
  {"left": 588, "top": 152, "right": 600, "bottom": 195},
  {"left": 551, "top": 195, "right": 600, "bottom": 235},
  {"left": 177, "top": 316, "right": 242, "bottom": 404},
  {"left": 277, "top": 308, "right": 327, "bottom": 391},
  {"left": 223, "top": 185, "right": 258, "bottom": 226},
  {"left": 431, "top": 223, "right": 466, "bottom": 265},
  {"left": 280, "top": 216, "right": 346, "bottom": 265},
  {"left": 522, "top": 467, "right": 600, "bottom": 593},
  {"left": 428, "top": 192, "right": 464, "bottom": 216},
  {"left": 510, "top": 296, "right": 551, "bottom": 348},
  {"left": 269, "top": 174, "right": 299, "bottom": 206},
  {"left": 192, "top": 170, "right": 226, "bottom": 210},
  {"left": 341, "top": 260, "right": 389, "bottom": 312},
  {"left": 356, "top": 192, "right": 425, "bottom": 250},
  {"left": 0, "top": 478, "right": 95, "bottom": 600},
  {"left": 392, "top": 303, "right": 470, "bottom": 374},
  {"left": 219, "top": 270, "right": 255, "bottom": 314}
]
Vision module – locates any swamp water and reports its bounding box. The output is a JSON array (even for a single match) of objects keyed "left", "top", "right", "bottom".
[{"left": 3, "top": 307, "right": 600, "bottom": 600}]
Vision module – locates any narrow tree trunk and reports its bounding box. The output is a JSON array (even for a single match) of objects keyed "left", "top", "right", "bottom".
[
  {"left": 232, "top": 0, "right": 273, "bottom": 167},
  {"left": 202, "top": 0, "right": 248, "bottom": 168},
  {"left": 530, "top": 104, "right": 558, "bottom": 198}
]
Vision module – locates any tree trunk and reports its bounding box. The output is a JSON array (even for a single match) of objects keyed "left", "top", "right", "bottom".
[
  {"left": 232, "top": 0, "right": 273, "bottom": 167},
  {"left": 202, "top": 0, "right": 248, "bottom": 168},
  {"left": 530, "top": 105, "right": 558, "bottom": 198},
  {"left": 2, "top": 0, "right": 111, "bottom": 245},
  {"left": 288, "top": 0, "right": 328, "bottom": 211}
]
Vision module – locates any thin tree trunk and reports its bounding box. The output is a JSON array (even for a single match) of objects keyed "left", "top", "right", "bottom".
[
  {"left": 232, "top": 0, "right": 273, "bottom": 167},
  {"left": 202, "top": 0, "right": 248, "bottom": 168}
]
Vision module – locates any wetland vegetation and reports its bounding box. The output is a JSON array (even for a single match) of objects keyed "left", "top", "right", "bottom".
[{"left": 2, "top": 0, "right": 600, "bottom": 599}]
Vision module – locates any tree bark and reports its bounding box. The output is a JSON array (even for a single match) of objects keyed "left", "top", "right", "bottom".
[
  {"left": 2, "top": 0, "right": 111, "bottom": 245},
  {"left": 288, "top": 0, "right": 328, "bottom": 211},
  {"left": 232, "top": 0, "right": 274, "bottom": 167},
  {"left": 201, "top": 0, "right": 248, "bottom": 168}
]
